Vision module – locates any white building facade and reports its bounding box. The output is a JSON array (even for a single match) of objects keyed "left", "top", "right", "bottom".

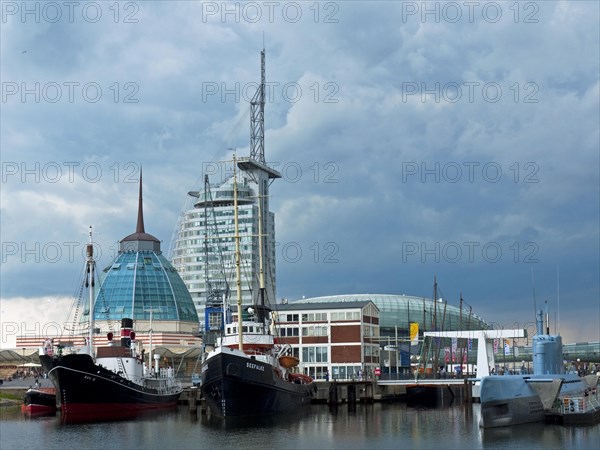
[{"left": 170, "top": 174, "right": 277, "bottom": 325}]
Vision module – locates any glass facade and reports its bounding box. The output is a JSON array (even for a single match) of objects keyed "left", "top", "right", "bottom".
[
  {"left": 92, "top": 250, "right": 198, "bottom": 323},
  {"left": 170, "top": 175, "right": 277, "bottom": 323},
  {"left": 294, "top": 294, "right": 488, "bottom": 337}
]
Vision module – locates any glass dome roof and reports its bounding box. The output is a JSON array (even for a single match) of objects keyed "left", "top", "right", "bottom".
[
  {"left": 294, "top": 294, "right": 488, "bottom": 333},
  {"left": 91, "top": 171, "right": 198, "bottom": 324},
  {"left": 94, "top": 251, "right": 198, "bottom": 322}
]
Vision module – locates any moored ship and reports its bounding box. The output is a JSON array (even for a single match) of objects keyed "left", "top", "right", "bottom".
[
  {"left": 199, "top": 50, "right": 315, "bottom": 418},
  {"left": 40, "top": 318, "right": 182, "bottom": 418},
  {"left": 39, "top": 220, "right": 183, "bottom": 420},
  {"left": 479, "top": 309, "right": 599, "bottom": 427},
  {"left": 200, "top": 155, "right": 315, "bottom": 418}
]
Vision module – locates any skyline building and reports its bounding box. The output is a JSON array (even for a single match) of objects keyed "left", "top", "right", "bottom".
[
  {"left": 171, "top": 49, "right": 281, "bottom": 326},
  {"left": 170, "top": 172, "right": 277, "bottom": 325}
]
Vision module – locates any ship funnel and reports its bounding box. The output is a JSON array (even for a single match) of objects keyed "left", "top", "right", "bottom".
[{"left": 120, "top": 317, "right": 135, "bottom": 348}]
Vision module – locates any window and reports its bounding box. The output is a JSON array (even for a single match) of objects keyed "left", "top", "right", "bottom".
[
  {"left": 208, "top": 312, "right": 222, "bottom": 331},
  {"left": 363, "top": 325, "right": 378, "bottom": 337},
  {"left": 302, "top": 326, "right": 328, "bottom": 337},
  {"left": 331, "top": 311, "right": 359, "bottom": 321},
  {"left": 301, "top": 312, "right": 327, "bottom": 322},
  {"left": 302, "top": 346, "right": 328, "bottom": 363},
  {"left": 279, "top": 327, "right": 299, "bottom": 337}
]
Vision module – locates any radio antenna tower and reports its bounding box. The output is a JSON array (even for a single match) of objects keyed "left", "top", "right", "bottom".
[
  {"left": 249, "top": 48, "right": 266, "bottom": 164},
  {"left": 238, "top": 48, "right": 281, "bottom": 308}
]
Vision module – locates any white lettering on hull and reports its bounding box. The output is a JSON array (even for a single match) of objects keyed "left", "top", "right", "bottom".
[{"left": 246, "top": 362, "right": 265, "bottom": 372}]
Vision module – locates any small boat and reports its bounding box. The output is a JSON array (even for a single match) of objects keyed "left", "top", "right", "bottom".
[
  {"left": 22, "top": 387, "right": 56, "bottom": 415},
  {"left": 39, "top": 228, "right": 182, "bottom": 420}
]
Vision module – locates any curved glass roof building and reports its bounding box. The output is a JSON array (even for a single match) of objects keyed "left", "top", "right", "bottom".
[
  {"left": 293, "top": 294, "right": 488, "bottom": 336},
  {"left": 92, "top": 174, "right": 199, "bottom": 328}
]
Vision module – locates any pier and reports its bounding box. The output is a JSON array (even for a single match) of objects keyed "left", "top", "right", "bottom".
[{"left": 181, "top": 378, "right": 472, "bottom": 412}]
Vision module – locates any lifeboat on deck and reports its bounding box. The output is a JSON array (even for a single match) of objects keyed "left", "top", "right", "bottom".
[{"left": 279, "top": 355, "right": 300, "bottom": 368}]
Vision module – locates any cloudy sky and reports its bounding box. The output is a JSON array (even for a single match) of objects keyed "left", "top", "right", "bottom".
[{"left": 1, "top": 1, "right": 598, "bottom": 348}]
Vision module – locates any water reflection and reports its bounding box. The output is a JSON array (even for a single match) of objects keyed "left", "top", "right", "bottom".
[
  {"left": 59, "top": 406, "right": 179, "bottom": 425},
  {"left": 1, "top": 402, "right": 598, "bottom": 449}
]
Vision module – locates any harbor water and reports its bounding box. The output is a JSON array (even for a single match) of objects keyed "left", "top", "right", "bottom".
[{"left": 1, "top": 402, "right": 598, "bottom": 449}]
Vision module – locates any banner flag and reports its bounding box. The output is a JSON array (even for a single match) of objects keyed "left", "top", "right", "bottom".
[{"left": 410, "top": 322, "right": 419, "bottom": 344}]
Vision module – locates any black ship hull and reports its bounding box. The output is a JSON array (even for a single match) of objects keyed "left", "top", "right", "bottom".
[
  {"left": 39, "top": 353, "right": 180, "bottom": 419},
  {"left": 201, "top": 350, "right": 315, "bottom": 418}
]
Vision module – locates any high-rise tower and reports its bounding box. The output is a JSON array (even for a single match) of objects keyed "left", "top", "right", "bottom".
[{"left": 171, "top": 50, "right": 281, "bottom": 324}]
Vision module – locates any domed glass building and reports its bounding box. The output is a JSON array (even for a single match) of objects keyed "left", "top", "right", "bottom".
[
  {"left": 92, "top": 174, "right": 199, "bottom": 332},
  {"left": 293, "top": 293, "right": 488, "bottom": 337}
]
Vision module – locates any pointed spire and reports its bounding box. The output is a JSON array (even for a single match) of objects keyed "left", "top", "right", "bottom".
[
  {"left": 136, "top": 167, "right": 145, "bottom": 234},
  {"left": 119, "top": 165, "right": 160, "bottom": 252}
]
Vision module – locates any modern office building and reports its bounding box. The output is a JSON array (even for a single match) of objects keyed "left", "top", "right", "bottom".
[{"left": 275, "top": 301, "right": 380, "bottom": 381}]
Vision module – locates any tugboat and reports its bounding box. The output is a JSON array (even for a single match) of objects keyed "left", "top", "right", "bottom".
[
  {"left": 198, "top": 50, "right": 314, "bottom": 418},
  {"left": 200, "top": 156, "right": 315, "bottom": 418},
  {"left": 39, "top": 229, "right": 182, "bottom": 420}
]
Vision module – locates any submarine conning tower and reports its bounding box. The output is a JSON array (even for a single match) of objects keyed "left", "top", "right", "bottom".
[{"left": 532, "top": 309, "right": 564, "bottom": 375}]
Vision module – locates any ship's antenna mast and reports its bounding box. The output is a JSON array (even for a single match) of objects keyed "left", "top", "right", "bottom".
[
  {"left": 238, "top": 48, "right": 282, "bottom": 311},
  {"left": 86, "top": 226, "right": 95, "bottom": 358},
  {"left": 531, "top": 268, "right": 538, "bottom": 323},
  {"left": 556, "top": 265, "right": 560, "bottom": 336},
  {"left": 249, "top": 48, "right": 266, "bottom": 164}
]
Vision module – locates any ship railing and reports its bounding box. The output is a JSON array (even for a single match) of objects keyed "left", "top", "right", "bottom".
[
  {"left": 144, "top": 377, "right": 182, "bottom": 394},
  {"left": 558, "top": 389, "right": 600, "bottom": 414}
]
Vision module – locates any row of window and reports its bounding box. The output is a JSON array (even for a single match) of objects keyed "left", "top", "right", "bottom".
[
  {"left": 280, "top": 311, "right": 364, "bottom": 323},
  {"left": 279, "top": 327, "right": 299, "bottom": 337},
  {"left": 331, "top": 311, "right": 361, "bottom": 320},
  {"left": 277, "top": 326, "right": 328, "bottom": 337},
  {"left": 302, "top": 312, "right": 327, "bottom": 321}
]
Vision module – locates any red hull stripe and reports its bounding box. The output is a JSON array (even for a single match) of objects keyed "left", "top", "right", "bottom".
[
  {"left": 22, "top": 405, "right": 57, "bottom": 414},
  {"left": 61, "top": 402, "right": 177, "bottom": 416}
]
